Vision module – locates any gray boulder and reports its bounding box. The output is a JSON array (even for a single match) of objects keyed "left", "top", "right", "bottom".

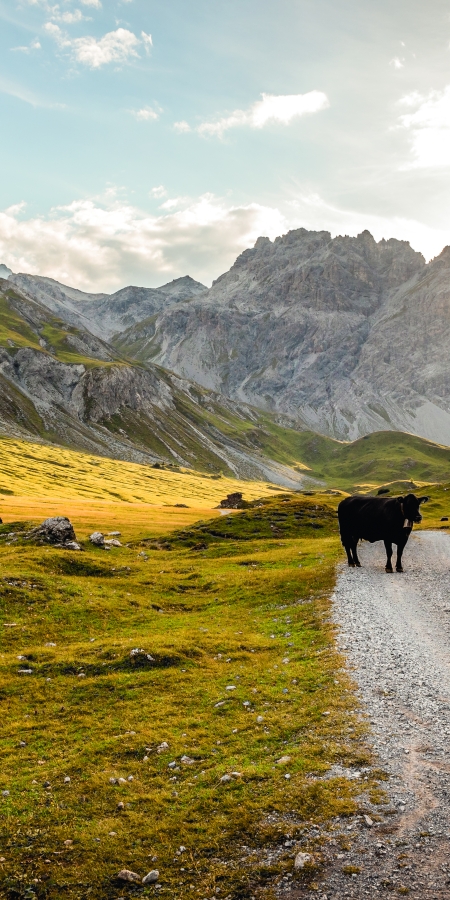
[{"left": 28, "top": 516, "right": 77, "bottom": 545}]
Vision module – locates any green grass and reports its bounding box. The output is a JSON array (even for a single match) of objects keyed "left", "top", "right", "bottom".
[
  {"left": 0, "top": 296, "right": 42, "bottom": 352},
  {"left": 0, "top": 494, "right": 377, "bottom": 900},
  {"left": 252, "top": 427, "right": 450, "bottom": 491}
]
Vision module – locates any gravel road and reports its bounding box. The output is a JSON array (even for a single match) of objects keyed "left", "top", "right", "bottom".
[{"left": 308, "top": 529, "right": 450, "bottom": 899}]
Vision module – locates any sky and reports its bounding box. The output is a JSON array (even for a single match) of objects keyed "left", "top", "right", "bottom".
[{"left": 1, "top": 0, "right": 450, "bottom": 291}]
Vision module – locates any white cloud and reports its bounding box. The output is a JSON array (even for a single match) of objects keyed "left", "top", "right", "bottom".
[
  {"left": 12, "top": 37, "right": 41, "bottom": 52},
  {"left": 80, "top": 0, "right": 101, "bottom": 6},
  {"left": 390, "top": 57, "right": 404, "bottom": 69},
  {"left": 53, "top": 9, "right": 87, "bottom": 24},
  {"left": 159, "top": 197, "right": 185, "bottom": 210},
  {"left": 141, "top": 31, "right": 152, "bottom": 52},
  {"left": 2, "top": 187, "right": 448, "bottom": 294},
  {"left": 398, "top": 85, "right": 450, "bottom": 168},
  {"left": 0, "top": 76, "right": 63, "bottom": 108},
  {"left": 24, "top": 0, "right": 89, "bottom": 17},
  {"left": 132, "top": 105, "right": 161, "bottom": 121},
  {"left": 0, "top": 193, "right": 286, "bottom": 291},
  {"left": 195, "top": 91, "right": 329, "bottom": 138},
  {"left": 45, "top": 24, "right": 146, "bottom": 68},
  {"left": 174, "top": 120, "right": 191, "bottom": 133},
  {"left": 150, "top": 186, "right": 167, "bottom": 199}
]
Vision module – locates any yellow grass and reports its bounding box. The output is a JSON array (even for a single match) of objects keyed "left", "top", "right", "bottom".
[
  {"left": 0, "top": 497, "right": 224, "bottom": 541},
  {"left": 0, "top": 437, "right": 281, "bottom": 516}
]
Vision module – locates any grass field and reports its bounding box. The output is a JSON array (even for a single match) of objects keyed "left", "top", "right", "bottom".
[
  {"left": 0, "top": 437, "right": 281, "bottom": 510},
  {"left": 0, "top": 488, "right": 382, "bottom": 900},
  {"left": 1, "top": 432, "right": 446, "bottom": 899}
]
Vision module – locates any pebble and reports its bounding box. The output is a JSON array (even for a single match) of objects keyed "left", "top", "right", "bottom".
[
  {"left": 142, "top": 870, "right": 159, "bottom": 884},
  {"left": 220, "top": 774, "right": 232, "bottom": 783},
  {"left": 157, "top": 742, "right": 169, "bottom": 753},
  {"left": 117, "top": 802, "right": 125, "bottom": 810},
  {"left": 225, "top": 685, "right": 236, "bottom": 691},
  {"left": 277, "top": 755, "right": 292, "bottom": 765},
  {"left": 363, "top": 814, "right": 373, "bottom": 827},
  {"left": 117, "top": 869, "right": 141, "bottom": 883},
  {"left": 64, "top": 776, "right": 71, "bottom": 784},
  {"left": 2, "top": 790, "right": 10, "bottom": 797},
  {"left": 63, "top": 840, "right": 73, "bottom": 847},
  {"left": 180, "top": 755, "right": 195, "bottom": 765},
  {"left": 19, "top": 740, "right": 26, "bottom": 747},
  {"left": 256, "top": 715, "right": 264, "bottom": 723},
  {"left": 294, "top": 851, "right": 311, "bottom": 870},
  {"left": 127, "top": 775, "right": 133, "bottom": 782}
]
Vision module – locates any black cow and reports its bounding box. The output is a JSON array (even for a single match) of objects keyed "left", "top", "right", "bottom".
[{"left": 338, "top": 493, "right": 428, "bottom": 573}]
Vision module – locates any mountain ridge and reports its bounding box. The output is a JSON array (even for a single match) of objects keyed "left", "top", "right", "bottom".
[{"left": 2, "top": 226, "right": 450, "bottom": 448}]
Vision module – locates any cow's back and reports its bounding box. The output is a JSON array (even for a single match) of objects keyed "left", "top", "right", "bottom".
[{"left": 338, "top": 496, "right": 401, "bottom": 542}]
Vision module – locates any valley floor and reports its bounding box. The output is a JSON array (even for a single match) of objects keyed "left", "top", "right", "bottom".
[{"left": 0, "top": 492, "right": 374, "bottom": 900}]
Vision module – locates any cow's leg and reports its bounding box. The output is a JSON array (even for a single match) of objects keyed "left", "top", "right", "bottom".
[
  {"left": 384, "top": 540, "right": 393, "bottom": 573},
  {"left": 343, "top": 541, "right": 355, "bottom": 567},
  {"left": 396, "top": 536, "right": 409, "bottom": 573},
  {"left": 351, "top": 539, "right": 362, "bottom": 567}
]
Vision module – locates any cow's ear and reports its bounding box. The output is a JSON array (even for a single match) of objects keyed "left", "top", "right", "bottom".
[
  {"left": 418, "top": 496, "right": 429, "bottom": 504},
  {"left": 397, "top": 496, "right": 404, "bottom": 503}
]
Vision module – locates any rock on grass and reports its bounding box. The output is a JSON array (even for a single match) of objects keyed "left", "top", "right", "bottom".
[
  {"left": 142, "top": 870, "right": 159, "bottom": 884},
  {"left": 117, "top": 869, "right": 141, "bottom": 883}
]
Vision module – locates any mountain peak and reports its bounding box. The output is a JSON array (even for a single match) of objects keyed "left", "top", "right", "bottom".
[{"left": 0, "top": 263, "right": 13, "bottom": 279}]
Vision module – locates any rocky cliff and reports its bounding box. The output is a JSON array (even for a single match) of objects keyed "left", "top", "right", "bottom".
[
  {"left": 0, "top": 279, "right": 311, "bottom": 487},
  {"left": 9, "top": 273, "right": 207, "bottom": 340},
  {"left": 3, "top": 227, "right": 450, "bottom": 447},
  {"left": 116, "top": 229, "right": 450, "bottom": 444}
]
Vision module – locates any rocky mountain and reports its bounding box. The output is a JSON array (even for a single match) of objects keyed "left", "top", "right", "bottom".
[
  {"left": 0, "top": 277, "right": 314, "bottom": 487},
  {"left": 8, "top": 273, "right": 206, "bottom": 341},
  {"left": 114, "top": 229, "right": 450, "bottom": 445},
  {"left": 3, "top": 226, "right": 450, "bottom": 451}
]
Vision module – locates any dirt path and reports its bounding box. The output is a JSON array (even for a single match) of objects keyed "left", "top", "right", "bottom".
[{"left": 290, "top": 531, "right": 450, "bottom": 899}]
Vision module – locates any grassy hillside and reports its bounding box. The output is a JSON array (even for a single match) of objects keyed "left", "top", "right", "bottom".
[
  {"left": 0, "top": 286, "right": 115, "bottom": 366},
  {"left": 0, "top": 493, "right": 381, "bottom": 900},
  {"left": 252, "top": 426, "right": 450, "bottom": 491},
  {"left": 0, "top": 437, "right": 283, "bottom": 509},
  {"left": 2, "top": 279, "right": 450, "bottom": 489}
]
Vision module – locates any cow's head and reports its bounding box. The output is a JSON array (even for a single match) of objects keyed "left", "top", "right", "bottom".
[{"left": 398, "top": 493, "right": 429, "bottom": 524}]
